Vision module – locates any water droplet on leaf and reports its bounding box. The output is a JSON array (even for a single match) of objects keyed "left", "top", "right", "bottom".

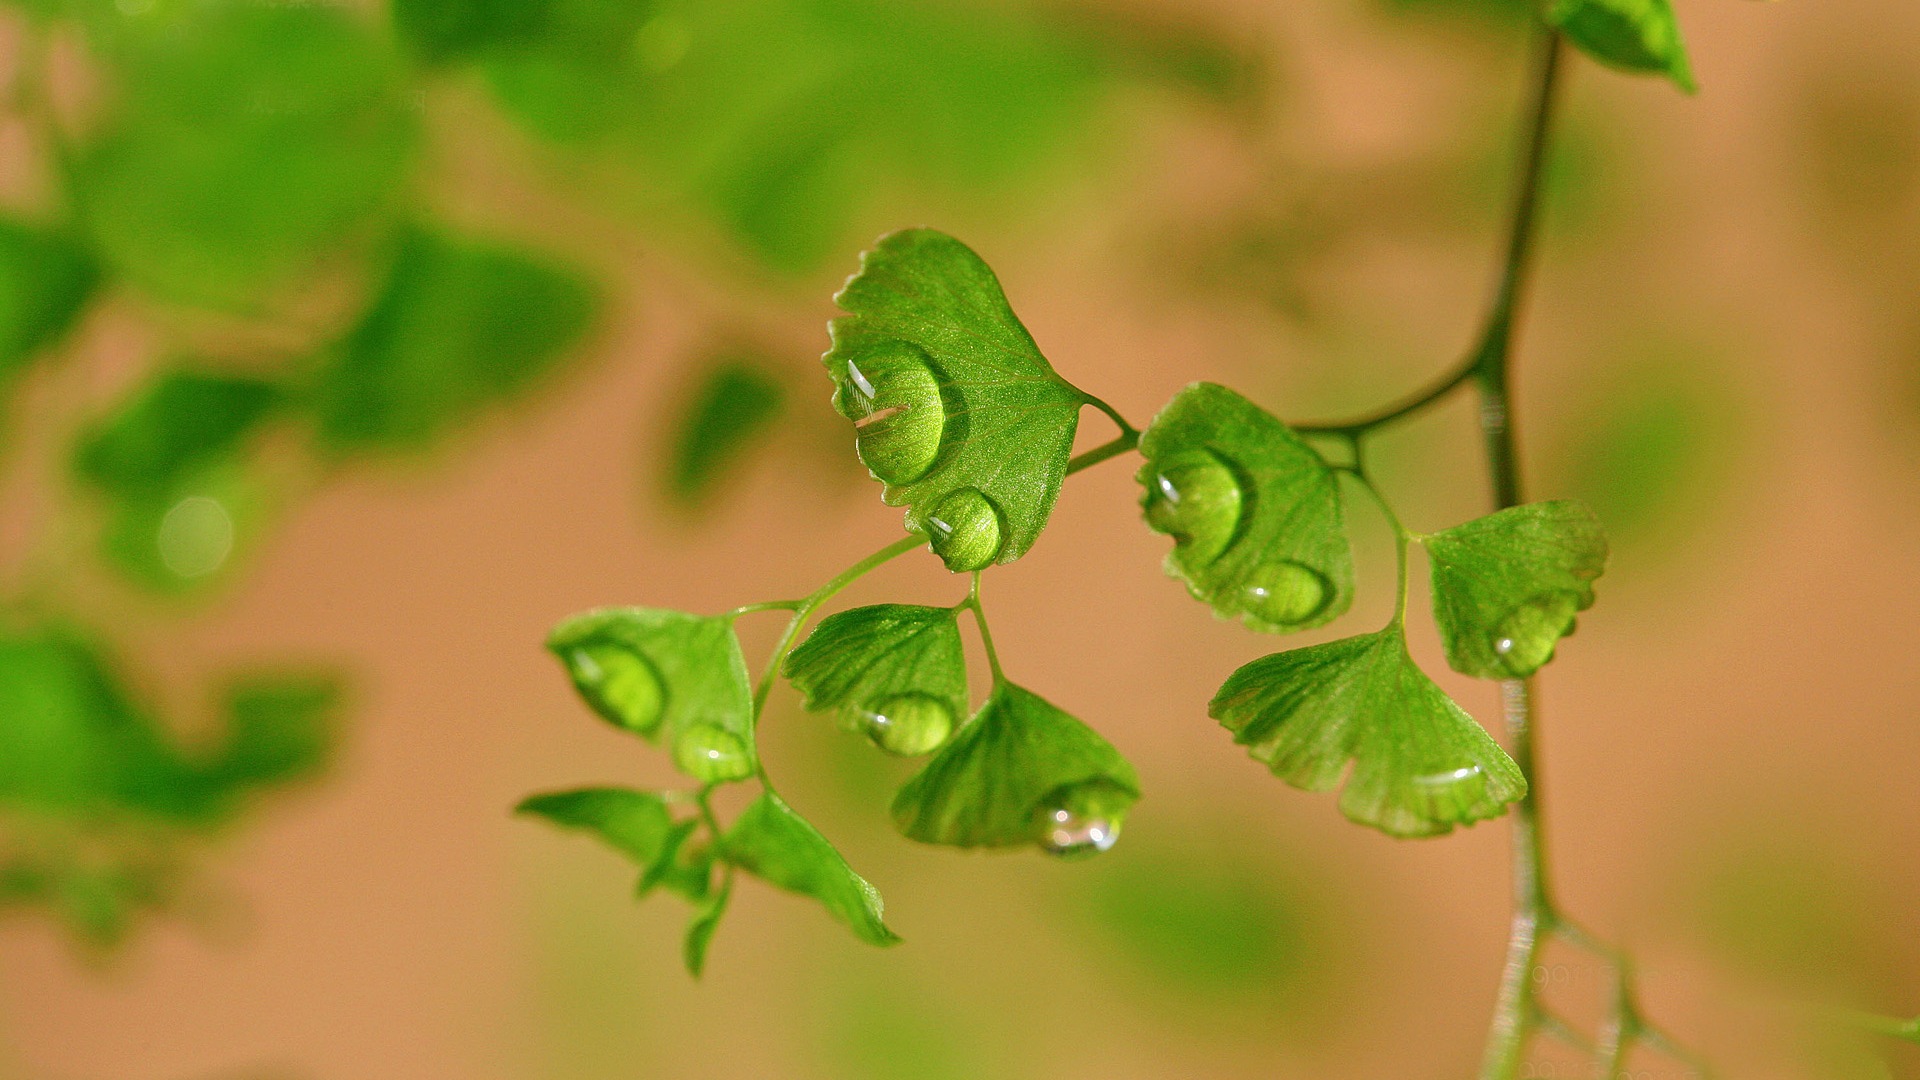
[
  {"left": 565, "top": 643, "right": 667, "bottom": 735},
  {"left": 1032, "top": 779, "right": 1131, "bottom": 859},
  {"left": 926, "top": 487, "right": 1005, "bottom": 572},
  {"left": 1143, "top": 449, "right": 1243, "bottom": 565},
  {"left": 856, "top": 693, "right": 954, "bottom": 756},
  {"left": 845, "top": 343, "right": 946, "bottom": 485},
  {"left": 672, "top": 724, "right": 753, "bottom": 783},
  {"left": 1491, "top": 595, "right": 1579, "bottom": 676},
  {"left": 1242, "top": 561, "right": 1331, "bottom": 626}
]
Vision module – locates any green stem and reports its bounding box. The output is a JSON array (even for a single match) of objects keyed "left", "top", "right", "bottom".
[
  {"left": 1474, "top": 25, "right": 1565, "bottom": 1080},
  {"left": 1067, "top": 429, "right": 1140, "bottom": 475},
  {"left": 751, "top": 534, "right": 923, "bottom": 717},
  {"left": 962, "top": 572, "right": 1006, "bottom": 684},
  {"left": 1079, "top": 392, "right": 1138, "bottom": 441}
]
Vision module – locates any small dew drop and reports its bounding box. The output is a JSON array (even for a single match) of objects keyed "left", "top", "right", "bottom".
[
  {"left": 1142, "top": 448, "right": 1244, "bottom": 565},
  {"left": 567, "top": 643, "right": 666, "bottom": 734},
  {"left": 857, "top": 693, "right": 954, "bottom": 756},
  {"left": 926, "top": 487, "right": 1005, "bottom": 572},
  {"left": 672, "top": 724, "right": 753, "bottom": 784},
  {"left": 1040, "top": 806, "right": 1119, "bottom": 858},
  {"left": 1032, "top": 779, "right": 1132, "bottom": 860},
  {"left": 1489, "top": 595, "right": 1578, "bottom": 676},
  {"left": 1415, "top": 764, "right": 1484, "bottom": 787},
  {"left": 157, "top": 496, "right": 234, "bottom": 579},
  {"left": 846, "top": 343, "right": 946, "bottom": 485},
  {"left": 1242, "top": 560, "right": 1331, "bottom": 627}
]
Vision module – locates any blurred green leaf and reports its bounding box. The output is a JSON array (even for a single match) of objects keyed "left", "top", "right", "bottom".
[
  {"left": 1072, "top": 830, "right": 1332, "bottom": 1015},
  {"left": 483, "top": 0, "right": 1108, "bottom": 272},
  {"left": 682, "top": 884, "right": 729, "bottom": 977},
  {"left": 74, "top": 368, "right": 281, "bottom": 499},
  {"left": 313, "top": 226, "right": 599, "bottom": 453},
  {"left": 0, "top": 624, "right": 305, "bottom": 825},
  {"left": 1548, "top": 0, "right": 1695, "bottom": 93},
  {"left": 72, "top": 366, "right": 280, "bottom": 592},
  {"left": 1549, "top": 345, "right": 1740, "bottom": 551},
  {"left": 663, "top": 356, "right": 786, "bottom": 510},
  {"left": 826, "top": 228, "right": 1084, "bottom": 571},
  {"left": 76, "top": 0, "right": 418, "bottom": 307},
  {"left": 891, "top": 681, "right": 1138, "bottom": 855},
  {"left": 0, "top": 217, "right": 98, "bottom": 381},
  {"left": 546, "top": 608, "right": 757, "bottom": 783},
  {"left": 213, "top": 671, "right": 340, "bottom": 789},
  {"left": 722, "top": 790, "right": 898, "bottom": 946},
  {"left": 1425, "top": 501, "right": 1608, "bottom": 679},
  {"left": 783, "top": 603, "right": 967, "bottom": 756},
  {"left": 1210, "top": 629, "right": 1525, "bottom": 837},
  {"left": 1137, "top": 382, "right": 1353, "bottom": 633},
  {"left": 391, "top": 0, "right": 548, "bottom": 64},
  {"left": 517, "top": 787, "right": 676, "bottom": 866}
]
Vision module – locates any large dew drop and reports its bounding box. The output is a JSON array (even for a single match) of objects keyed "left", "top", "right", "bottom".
[
  {"left": 845, "top": 343, "right": 946, "bottom": 485},
  {"left": 856, "top": 692, "right": 954, "bottom": 756},
  {"left": 1032, "top": 780, "right": 1130, "bottom": 860},
  {"left": 1242, "top": 560, "right": 1331, "bottom": 627},
  {"left": 1490, "top": 594, "right": 1578, "bottom": 676},
  {"left": 672, "top": 723, "right": 754, "bottom": 783},
  {"left": 926, "top": 487, "right": 1005, "bottom": 572},
  {"left": 1143, "top": 448, "right": 1243, "bottom": 565},
  {"left": 566, "top": 643, "right": 666, "bottom": 735}
]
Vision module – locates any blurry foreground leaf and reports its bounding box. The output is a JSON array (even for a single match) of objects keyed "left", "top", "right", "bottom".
[
  {"left": 1548, "top": 0, "right": 1695, "bottom": 92},
  {"left": 482, "top": 0, "right": 1107, "bottom": 273},
  {"left": 826, "top": 229, "right": 1085, "bottom": 571},
  {"left": 663, "top": 356, "right": 785, "bottom": 510},
  {"left": 1210, "top": 629, "right": 1524, "bottom": 837},
  {"left": 1425, "top": 501, "right": 1607, "bottom": 679},
  {"left": 891, "top": 682, "right": 1138, "bottom": 856},
  {"left": 314, "top": 227, "right": 599, "bottom": 454},
  {"left": 74, "top": 368, "right": 282, "bottom": 499},
  {"left": 783, "top": 604, "right": 967, "bottom": 756},
  {"left": 0, "top": 217, "right": 98, "bottom": 380},
  {"left": 722, "top": 790, "right": 898, "bottom": 946},
  {"left": 546, "top": 608, "right": 756, "bottom": 783},
  {"left": 72, "top": 367, "right": 281, "bottom": 592},
  {"left": 1137, "top": 382, "right": 1352, "bottom": 633},
  {"left": 77, "top": 0, "right": 418, "bottom": 306},
  {"left": 213, "top": 672, "right": 340, "bottom": 790}
]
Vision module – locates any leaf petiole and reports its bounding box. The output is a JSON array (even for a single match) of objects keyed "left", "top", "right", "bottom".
[{"left": 961, "top": 572, "right": 1006, "bottom": 684}]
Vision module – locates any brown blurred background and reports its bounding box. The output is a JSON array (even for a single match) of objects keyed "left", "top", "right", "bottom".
[{"left": 0, "top": 0, "right": 1916, "bottom": 1077}]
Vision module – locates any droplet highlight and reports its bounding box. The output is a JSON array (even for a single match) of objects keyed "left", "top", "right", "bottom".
[
  {"left": 157, "top": 495, "right": 234, "bottom": 578},
  {"left": 856, "top": 693, "right": 954, "bottom": 756},
  {"left": 1032, "top": 780, "right": 1131, "bottom": 860},
  {"left": 1491, "top": 595, "right": 1578, "bottom": 676},
  {"left": 925, "top": 487, "right": 1005, "bottom": 572},
  {"left": 566, "top": 643, "right": 666, "bottom": 735},
  {"left": 1142, "top": 449, "right": 1243, "bottom": 565},
  {"left": 1242, "top": 560, "right": 1331, "bottom": 627},
  {"left": 672, "top": 724, "right": 753, "bottom": 783},
  {"left": 845, "top": 343, "right": 946, "bottom": 485}
]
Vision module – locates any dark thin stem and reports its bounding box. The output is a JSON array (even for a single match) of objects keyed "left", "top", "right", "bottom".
[{"left": 1474, "top": 25, "right": 1565, "bottom": 1080}]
